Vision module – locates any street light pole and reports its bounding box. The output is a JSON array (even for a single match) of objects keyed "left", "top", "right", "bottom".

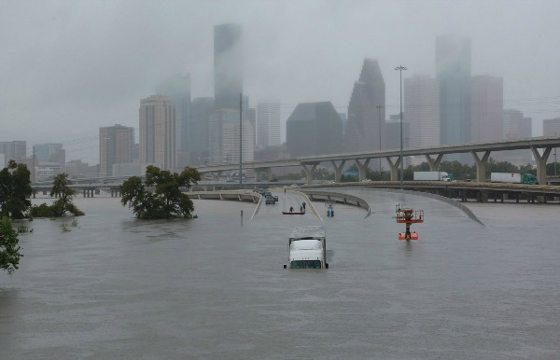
[
  {"left": 239, "top": 93, "right": 243, "bottom": 187},
  {"left": 376, "top": 105, "right": 384, "bottom": 178},
  {"left": 395, "top": 65, "right": 407, "bottom": 190}
]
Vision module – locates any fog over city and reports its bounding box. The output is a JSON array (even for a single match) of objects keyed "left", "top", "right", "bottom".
[{"left": 1, "top": 0, "right": 559, "bottom": 163}]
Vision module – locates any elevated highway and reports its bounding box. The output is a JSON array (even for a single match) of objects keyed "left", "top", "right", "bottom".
[{"left": 196, "top": 136, "right": 560, "bottom": 186}]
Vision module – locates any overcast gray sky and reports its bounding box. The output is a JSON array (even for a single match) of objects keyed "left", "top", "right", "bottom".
[{"left": 1, "top": 0, "right": 559, "bottom": 163}]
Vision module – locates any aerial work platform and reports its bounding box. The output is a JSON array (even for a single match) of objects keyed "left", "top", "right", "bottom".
[{"left": 395, "top": 204, "right": 424, "bottom": 241}]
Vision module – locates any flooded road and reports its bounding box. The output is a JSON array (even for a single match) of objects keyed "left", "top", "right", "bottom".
[{"left": 1, "top": 189, "right": 559, "bottom": 359}]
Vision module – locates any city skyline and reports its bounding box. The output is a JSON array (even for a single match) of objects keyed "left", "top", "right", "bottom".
[{"left": 1, "top": 0, "right": 560, "bottom": 164}]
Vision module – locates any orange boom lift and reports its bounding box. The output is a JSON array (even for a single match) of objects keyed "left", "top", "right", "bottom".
[{"left": 395, "top": 204, "right": 424, "bottom": 241}]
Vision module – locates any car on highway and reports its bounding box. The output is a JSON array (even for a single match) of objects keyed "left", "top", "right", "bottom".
[{"left": 265, "top": 195, "right": 276, "bottom": 204}]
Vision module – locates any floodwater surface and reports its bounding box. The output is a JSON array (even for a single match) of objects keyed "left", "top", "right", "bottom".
[{"left": 1, "top": 189, "right": 559, "bottom": 359}]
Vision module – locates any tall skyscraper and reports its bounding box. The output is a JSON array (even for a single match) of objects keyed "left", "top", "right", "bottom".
[
  {"left": 189, "top": 97, "right": 215, "bottom": 166},
  {"left": 208, "top": 109, "right": 254, "bottom": 164},
  {"left": 256, "top": 101, "right": 281, "bottom": 148},
  {"left": 471, "top": 75, "right": 503, "bottom": 143},
  {"left": 155, "top": 74, "right": 191, "bottom": 153},
  {"left": 214, "top": 23, "right": 243, "bottom": 110},
  {"left": 286, "top": 102, "right": 343, "bottom": 158},
  {"left": 99, "top": 125, "right": 134, "bottom": 177},
  {"left": 139, "top": 95, "right": 176, "bottom": 171},
  {"left": 0, "top": 141, "right": 26, "bottom": 166},
  {"left": 345, "top": 59, "right": 385, "bottom": 159},
  {"left": 404, "top": 76, "right": 440, "bottom": 149},
  {"left": 436, "top": 35, "right": 471, "bottom": 148}
]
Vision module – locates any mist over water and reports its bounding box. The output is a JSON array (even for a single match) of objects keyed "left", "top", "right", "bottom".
[{"left": 1, "top": 189, "right": 559, "bottom": 359}]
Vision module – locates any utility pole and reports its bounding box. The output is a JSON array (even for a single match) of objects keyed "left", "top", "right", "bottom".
[
  {"left": 376, "top": 105, "right": 384, "bottom": 178},
  {"left": 395, "top": 65, "right": 407, "bottom": 190},
  {"left": 239, "top": 93, "right": 243, "bottom": 187}
]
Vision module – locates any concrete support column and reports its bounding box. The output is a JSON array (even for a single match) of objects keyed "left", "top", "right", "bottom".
[
  {"left": 386, "top": 157, "right": 401, "bottom": 181},
  {"left": 211, "top": 172, "right": 222, "bottom": 181},
  {"left": 331, "top": 160, "right": 346, "bottom": 183},
  {"left": 471, "top": 150, "right": 491, "bottom": 182},
  {"left": 530, "top": 146, "right": 552, "bottom": 185},
  {"left": 355, "top": 159, "right": 371, "bottom": 182},
  {"left": 425, "top": 154, "right": 444, "bottom": 171},
  {"left": 301, "top": 163, "right": 318, "bottom": 185}
]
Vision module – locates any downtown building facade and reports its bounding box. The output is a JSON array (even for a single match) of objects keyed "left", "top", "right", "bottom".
[
  {"left": 208, "top": 23, "right": 255, "bottom": 165},
  {"left": 404, "top": 76, "right": 440, "bottom": 150},
  {"left": 155, "top": 74, "right": 191, "bottom": 155},
  {"left": 214, "top": 24, "right": 243, "bottom": 110},
  {"left": 256, "top": 101, "right": 281, "bottom": 148},
  {"left": 0, "top": 141, "right": 26, "bottom": 166},
  {"left": 139, "top": 95, "right": 176, "bottom": 171},
  {"left": 99, "top": 124, "right": 135, "bottom": 177},
  {"left": 470, "top": 75, "right": 504, "bottom": 143},
  {"left": 436, "top": 35, "right": 472, "bottom": 162},
  {"left": 209, "top": 109, "right": 254, "bottom": 164},
  {"left": 32, "top": 143, "right": 66, "bottom": 181},
  {"left": 344, "top": 59, "right": 386, "bottom": 164},
  {"left": 189, "top": 97, "right": 215, "bottom": 166},
  {"left": 500, "top": 109, "right": 532, "bottom": 165},
  {"left": 286, "top": 102, "right": 342, "bottom": 158}
]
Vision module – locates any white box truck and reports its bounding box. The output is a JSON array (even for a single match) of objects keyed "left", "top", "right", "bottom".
[
  {"left": 284, "top": 225, "right": 328, "bottom": 269},
  {"left": 413, "top": 171, "right": 451, "bottom": 181}
]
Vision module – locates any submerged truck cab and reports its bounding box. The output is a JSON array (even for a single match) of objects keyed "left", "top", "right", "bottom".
[{"left": 284, "top": 225, "right": 328, "bottom": 269}]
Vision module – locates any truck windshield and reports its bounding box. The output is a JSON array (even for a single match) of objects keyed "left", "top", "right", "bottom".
[{"left": 290, "top": 260, "right": 322, "bottom": 269}]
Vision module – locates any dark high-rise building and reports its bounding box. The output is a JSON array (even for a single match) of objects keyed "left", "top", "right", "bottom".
[
  {"left": 189, "top": 97, "right": 215, "bottom": 166},
  {"left": 286, "top": 102, "right": 342, "bottom": 158},
  {"left": 345, "top": 59, "right": 385, "bottom": 160},
  {"left": 214, "top": 23, "right": 243, "bottom": 110},
  {"left": 155, "top": 74, "right": 191, "bottom": 153},
  {"left": 436, "top": 35, "right": 471, "bottom": 148}
]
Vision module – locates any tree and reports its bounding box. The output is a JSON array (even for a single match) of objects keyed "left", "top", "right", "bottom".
[
  {"left": 0, "top": 217, "right": 23, "bottom": 274},
  {"left": 0, "top": 160, "right": 32, "bottom": 219},
  {"left": 121, "top": 166, "right": 200, "bottom": 219},
  {"left": 29, "top": 173, "right": 84, "bottom": 217}
]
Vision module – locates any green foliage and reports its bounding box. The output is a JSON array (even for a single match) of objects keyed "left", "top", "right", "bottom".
[
  {"left": 29, "top": 173, "right": 84, "bottom": 217},
  {"left": 0, "top": 160, "right": 32, "bottom": 219},
  {"left": 0, "top": 217, "right": 23, "bottom": 274},
  {"left": 120, "top": 166, "right": 200, "bottom": 219}
]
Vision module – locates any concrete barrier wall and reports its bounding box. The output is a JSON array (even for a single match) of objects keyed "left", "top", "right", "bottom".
[{"left": 297, "top": 189, "right": 371, "bottom": 218}]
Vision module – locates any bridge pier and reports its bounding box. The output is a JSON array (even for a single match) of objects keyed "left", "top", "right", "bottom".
[
  {"left": 301, "top": 163, "right": 319, "bottom": 185},
  {"left": 386, "top": 156, "right": 401, "bottom": 181},
  {"left": 530, "top": 145, "right": 552, "bottom": 186},
  {"left": 471, "top": 150, "right": 491, "bottom": 182},
  {"left": 425, "top": 154, "right": 444, "bottom": 171},
  {"left": 111, "top": 187, "right": 121, "bottom": 197},
  {"left": 355, "top": 159, "right": 371, "bottom": 182},
  {"left": 331, "top": 160, "right": 346, "bottom": 183},
  {"left": 83, "top": 188, "right": 95, "bottom": 198}
]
